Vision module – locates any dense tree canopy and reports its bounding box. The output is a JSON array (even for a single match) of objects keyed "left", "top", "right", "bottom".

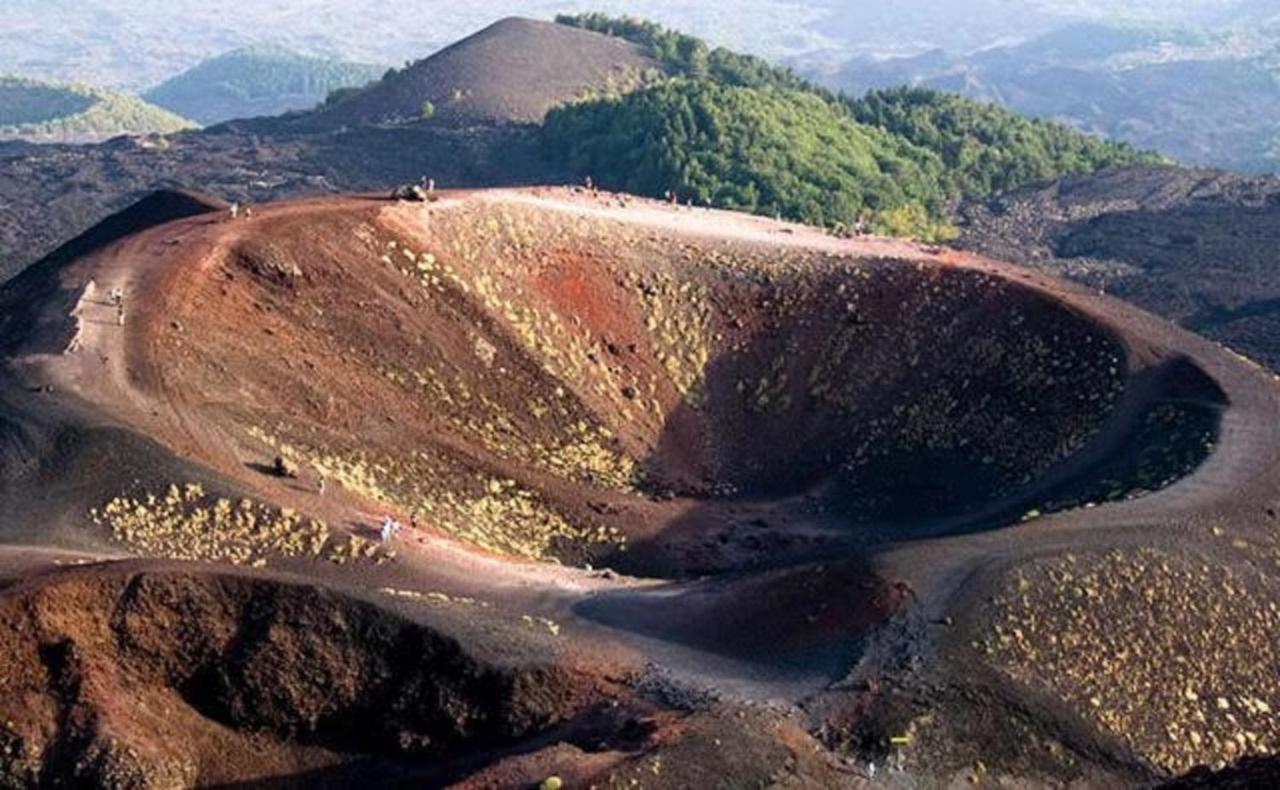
[
  {"left": 556, "top": 13, "right": 815, "bottom": 92},
  {"left": 848, "top": 87, "right": 1162, "bottom": 197},
  {"left": 144, "top": 47, "right": 384, "bottom": 125},
  {"left": 544, "top": 79, "right": 955, "bottom": 239},
  {"left": 545, "top": 15, "right": 1160, "bottom": 240},
  {"left": 0, "top": 76, "right": 193, "bottom": 138}
]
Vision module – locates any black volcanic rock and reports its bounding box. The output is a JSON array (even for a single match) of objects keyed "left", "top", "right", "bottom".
[{"left": 957, "top": 165, "right": 1280, "bottom": 370}]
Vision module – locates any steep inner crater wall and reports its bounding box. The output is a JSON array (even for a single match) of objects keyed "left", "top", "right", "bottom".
[{"left": 137, "top": 200, "right": 1215, "bottom": 578}]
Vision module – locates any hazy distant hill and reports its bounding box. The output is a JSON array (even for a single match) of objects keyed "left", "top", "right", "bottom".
[
  {"left": 0, "top": 76, "right": 194, "bottom": 142},
  {"left": 0, "top": 2, "right": 823, "bottom": 93},
  {"left": 144, "top": 46, "right": 385, "bottom": 125},
  {"left": 6, "top": 2, "right": 1263, "bottom": 93},
  {"left": 818, "top": 22, "right": 1280, "bottom": 172},
  {"left": 305, "top": 17, "right": 662, "bottom": 128}
]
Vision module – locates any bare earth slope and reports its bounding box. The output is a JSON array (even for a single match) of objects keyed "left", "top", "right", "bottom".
[
  {"left": 0, "top": 188, "right": 1277, "bottom": 786},
  {"left": 303, "top": 18, "right": 661, "bottom": 128}
]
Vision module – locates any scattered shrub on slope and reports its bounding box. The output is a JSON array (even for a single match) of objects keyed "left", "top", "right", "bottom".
[{"left": 556, "top": 12, "right": 815, "bottom": 93}]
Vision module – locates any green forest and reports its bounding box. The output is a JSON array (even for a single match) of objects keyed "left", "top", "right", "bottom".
[
  {"left": 145, "top": 47, "right": 385, "bottom": 125},
  {"left": 0, "top": 76, "right": 194, "bottom": 138},
  {"left": 544, "top": 79, "right": 955, "bottom": 239},
  {"left": 556, "top": 13, "right": 814, "bottom": 92},
  {"left": 848, "top": 87, "right": 1163, "bottom": 197},
  {"left": 548, "top": 15, "right": 1158, "bottom": 239}
]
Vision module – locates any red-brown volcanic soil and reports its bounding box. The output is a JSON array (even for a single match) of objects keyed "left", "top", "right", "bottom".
[{"left": 0, "top": 187, "right": 1276, "bottom": 787}]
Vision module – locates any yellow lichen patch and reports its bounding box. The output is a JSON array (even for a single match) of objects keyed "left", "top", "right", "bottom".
[
  {"left": 249, "top": 426, "right": 392, "bottom": 503},
  {"left": 91, "top": 484, "right": 333, "bottom": 567},
  {"left": 378, "top": 588, "right": 491, "bottom": 607},
  {"left": 542, "top": 421, "right": 638, "bottom": 490},
  {"left": 980, "top": 549, "right": 1280, "bottom": 773},
  {"left": 250, "top": 428, "right": 624, "bottom": 563},
  {"left": 421, "top": 477, "right": 625, "bottom": 561},
  {"left": 396, "top": 364, "right": 639, "bottom": 491},
  {"left": 522, "top": 614, "right": 562, "bottom": 637},
  {"left": 325, "top": 534, "right": 394, "bottom": 566},
  {"left": 742, "top": 353, "right": 794, "bottom": 414},
  {"left": 636, "top": 272, "right": 714, "bottom": 406}
]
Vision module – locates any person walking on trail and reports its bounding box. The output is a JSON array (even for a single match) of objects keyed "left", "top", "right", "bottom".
[
  {"left": 108, "top": 287, "right": 125, "bottom": 325},
  {"left": 380, "top": 516, "right": 403, "bottom": 544},
  {"left": 317, "top": 476, "right": 327, "bottom": 496},
  {"left": 229, "top": 203, "right": 240, "bottom": 221}
]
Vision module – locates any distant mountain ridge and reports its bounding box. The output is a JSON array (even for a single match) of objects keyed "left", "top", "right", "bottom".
[
  {"left": 544, "top": 16, "right": 1154, "bottom": 238},
  {"left": 144, "top": 46, "right": 386, "bottom": 125},
  {"left": 0, "top": 76, "right": 194, "bottom": 142},
  {"left": 0, "top": 13, "right": 1161, "bottom": 281},
  {"left": 815, "top": 21, "right": 1280, "bottom": 173}
]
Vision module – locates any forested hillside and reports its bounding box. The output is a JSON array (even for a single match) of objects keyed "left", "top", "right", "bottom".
[
  {"left": 544, "top": 79, "right": 953, "bottom": 239},
  {"left": 144, "top": 46, "right": 385, "bottom": 125},
  {"left": 848, "top": 87, "right": 1163, "bottom": 197},
  {"left": 545, "top": 15, "right": 1156, "bottom": 239},
  {"left": 0, "top": 76, "right": 194, "bottom": 141},
  {"left": 818, "top": 21, "right": 1280, "bottom": 173}
]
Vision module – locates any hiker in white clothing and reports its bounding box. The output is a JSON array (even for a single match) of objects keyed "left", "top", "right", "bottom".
[{"left": 380, "top": 516, "right": 403, "bottom": 544}]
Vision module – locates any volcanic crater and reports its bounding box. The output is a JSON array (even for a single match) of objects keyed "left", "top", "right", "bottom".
[
  {"left": 122, "top": 192, "right": 1223, "bottom": 581},
  {"left": 0, "top": 187, "right": 1270, "bottom": 787}
]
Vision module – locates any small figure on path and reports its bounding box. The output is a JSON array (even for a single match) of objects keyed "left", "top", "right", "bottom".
[{"left": 380, "top": 516, "right": 403, "bottom": 544}]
